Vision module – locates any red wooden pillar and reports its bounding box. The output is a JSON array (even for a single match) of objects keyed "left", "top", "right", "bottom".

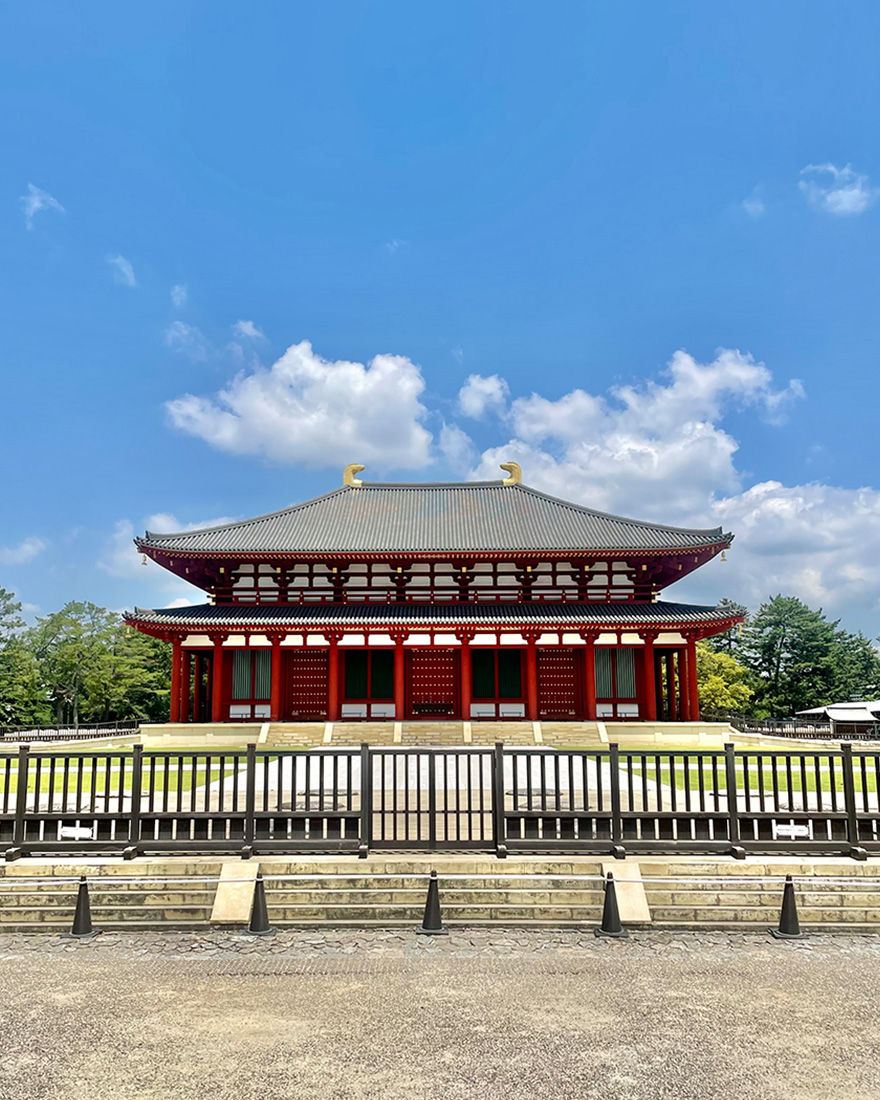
[
  {"left": 679, "top": 647, "right": 691, "bottom": 721},
  {"left": 458, "top": 633, "right": 473, "bottom": 720},
  {"left": 270, "top": 635, "right": 282, "bottom": 721},
  {"left": 181, "top": 649, "right": 191, "bottom": 723},
  {"left": 641, "top": 633, "right": 657, "bottom": 721},
  {"left": 211, "top": 635, "right": 226, "bottom": 722},
  {"left": 193, "top": 653, "right": 203, "bottom": 722},
  {"left": 687, "top": 635, "right": 700, "bottom": 721},
  {"left": 326, "top": 634, "right": 341, "bottom": 721},
  {"left": 170, "top": 636, "right": 182, "bottom": 723},
  {"left": 525, "top": 635, "right": 539, "bottom": 721},
  {"left": 581, "top": 635, "right": 597, "bottom": 719},
  {"left": 393, "top": 633, "right": 407, "bottom": 719}
]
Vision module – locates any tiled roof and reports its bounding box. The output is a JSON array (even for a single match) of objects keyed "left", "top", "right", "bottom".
[
  {"left": 136, "top": 481, "right": 730, "bottom": 555},
  {"left": 126, "top": 601, "right": 739, "bottom": 630}
]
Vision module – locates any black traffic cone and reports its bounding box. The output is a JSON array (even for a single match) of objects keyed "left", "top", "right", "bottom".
[
  {"left": 417, "top": 870, "right": 448, "bottom": 935},
  {"left": 67, "top": 876, "right": 100, "bottom": 939},
  {"left": 594, "top": 871, "right": 628, "bottom": 938},
  {"left": 770, "top": 874, "right": 802, "bottom": 939},
  {"left": 246, "top": 872, "right": 276, "bottom": 937}
]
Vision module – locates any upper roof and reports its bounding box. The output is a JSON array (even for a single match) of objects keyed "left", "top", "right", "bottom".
[{"left": 136, "top": 479, "right": 731, "bottom": 556}]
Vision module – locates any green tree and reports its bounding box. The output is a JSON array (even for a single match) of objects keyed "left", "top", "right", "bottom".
[
  {"left": 829, "top": 631, "right": 880, "bottom": 703},
  {"left": 706, "top": 597, "right": 748, "bottom": 657},
  {"left": 0, "top": 587, "right": 49, "bottom": 725},
  {"left": 695, "top": 641, "right": 753, "bottom": 716},
  {"left": 741, "top": 595, "right": 840, "bottom": 717}
]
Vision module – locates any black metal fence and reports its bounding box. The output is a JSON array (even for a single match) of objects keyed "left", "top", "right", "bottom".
[
  {"left": 0, "top": 721, "right": 141, "bottom": 743},
  {"left": 0, "top": 742, "right": 878, "bottom": 860},
  {"left": 727, "top": 718, "right": 880, "bottom": 742}
]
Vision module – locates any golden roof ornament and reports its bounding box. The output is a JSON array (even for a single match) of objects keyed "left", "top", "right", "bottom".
[
  {"left": 500, "top": 461, "right": 522, "bottom": 485},
  {"left": 343, "top": 463, "right": 365, "bottom": 487}
]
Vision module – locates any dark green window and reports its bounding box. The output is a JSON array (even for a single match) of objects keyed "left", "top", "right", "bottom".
[
  {"left": 595, "top": 649, "right": 613, "bottom": 697},
  {"left": 370, "top": 650, "right": 394, "bottom": 699},
  {"left": 232, "top": 650, "right": 271, "bottom": 701},
  {"left": 472, "top": 650, "right": 496, "bottom": 699},
  {"left": 345, "top": 651, "right": 369, "bottom": 698},
  {"left": 344, "top": 650, "right": 394, "bottom": 700},
  {"left": 594, "top": 648, "right": 636, "bottom": 700},
  {"left": 471, "top": 649, "right": 523, "bottom": 700},
  {"left": 498, "top": 650, "right": 522, "bottom": 698}
]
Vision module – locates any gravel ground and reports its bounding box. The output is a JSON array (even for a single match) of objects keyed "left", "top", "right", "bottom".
[{"left": 1, "top": 930, "right": 879, "bottom": 1100}]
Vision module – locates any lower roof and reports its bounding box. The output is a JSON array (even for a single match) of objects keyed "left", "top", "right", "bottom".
[{"left": 127, "top": 601, "right": 740, "bottom": 632}]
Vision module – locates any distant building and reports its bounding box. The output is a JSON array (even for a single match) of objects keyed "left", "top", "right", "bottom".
[
  {"left": 796, "top": 702, "right": 880, "bottom": 739},
  {"left": 125, "top": 463, "right": 742, "bottom": 724}
]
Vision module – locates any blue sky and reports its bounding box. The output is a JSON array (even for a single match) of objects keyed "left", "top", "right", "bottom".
[{"left": 3, "top": 1, "right": 880, "bottom": 630}]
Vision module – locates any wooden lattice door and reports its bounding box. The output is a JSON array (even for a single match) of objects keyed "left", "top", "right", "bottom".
[
  {"left": 536, "top": 647, "right": 579, "bottom": 719},
  {"left": 407, "top": 649, "right": 458, "bottom": 718}
]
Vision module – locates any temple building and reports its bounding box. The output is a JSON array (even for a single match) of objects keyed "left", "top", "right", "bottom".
[{"left": 125, "top": 463, "right": 742, "bottom": 725}]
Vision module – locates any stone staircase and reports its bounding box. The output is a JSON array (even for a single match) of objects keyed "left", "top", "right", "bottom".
[
  {"left": 328, "top": 722, "right": 397, "bottom": 746},
  {"left": 1, "top": 856, "right": 880, "bottom": 931},
  {"left": 0, "top": 860, "right": 223, "bottom": 932},
  {"left": 401, "top": 722, "right": 466, "bottom": 746},
  {"left": 640, "top": 859, "right": 880, "bottom": 930},
  {"left": 540, "top": 722, "right": 604, "bottom": 747},
  {"left": 260, "top": 857, "right": 605, "bottom": 925},
  {"left": 263, "top": 723, "right": 326, "bottom": 747},
  {"left": 262, "top": 720, "right": 608, "bottom": 749},
  {"left": 468, "top": 721, "right": 537, "bottom": 746}
]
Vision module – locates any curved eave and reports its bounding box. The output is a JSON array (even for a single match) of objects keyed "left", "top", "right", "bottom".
[
  {"left": 124, "top": 602, "right": 744, "bottom": 638},
  {"left": 135, "top": 539, "right": 734, "bottom": 561}
]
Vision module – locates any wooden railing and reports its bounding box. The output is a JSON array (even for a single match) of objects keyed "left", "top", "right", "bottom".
[{"left": 225, "top": 584, "right": 648, "bottom": 606}]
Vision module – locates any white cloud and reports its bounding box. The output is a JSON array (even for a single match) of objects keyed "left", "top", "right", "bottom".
[
  {"left": 439, "top": 423, "right": 478, "bottom": 475},
  {"left": 741, "top": 189, "right": 765, "bottom": 218},
  {"left": 452, "top": 346, "right": 464, "bottom": 364},
  {"left": 20, "top": 184, "right": 64, "bottom": 230},
  {"left": 233, "top": 320, "right": 265, "bottom": 340},
  {"left": 385, "top": 239, "right": 405, "bottom": 253},
  {"left": 171, "top": 284, "right": 187, "bottom": 307},
  {"left": 799, "top": 163, "right": 879, "bottom": 216},
  {"left": 166, "top": 339, "right": 433, "bottom": 471},
  {"left": 99, "top": 514, "right": 237, "bottom": 588},
  {"left": 458, "top": 374, "right": 511, "bottom": 419},
  {"left": 107, "top": 254, "right": 136, "bottom": 287},
  {"left": 164, "top": 596, "right": 197, "bottom": 609},
  {"left": 462, "top": 350, "right": 803, "bottom": 521},
  {"left": 442, "top": 349, "right": 880, "bottom": 617},
  {"left": 165, "top": 321, "right": 208, "bottom": 361},
  {"left": 0, "top": 537, "right": 47, "bottom": 565}
]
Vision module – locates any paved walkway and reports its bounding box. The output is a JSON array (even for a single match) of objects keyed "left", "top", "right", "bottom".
[{"left": 0, "top": 931, "right": 879, "bottom": 1099}]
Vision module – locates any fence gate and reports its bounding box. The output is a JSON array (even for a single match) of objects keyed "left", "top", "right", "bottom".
[{"left": 369, "top": 749, "right": 494, "bottom": 849}]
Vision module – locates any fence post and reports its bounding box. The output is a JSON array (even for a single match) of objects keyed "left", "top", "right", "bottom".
[
  {"left": 241, "top": 743, "right": 257, "bottom": 858},
  {"left": 124, "top": 743, "right": 143, "bottom": 860},
  {"left": 724, "top": 743, "right": 745, "bottom": 858},
  {"left": 840, "top": 743, "right": 867, "bottom": 860},
  {"left": 492, "top": 742, "right": 507, "bottom": 858},
  {"left": 359, "top": 743, "right": 371, "bottom": 858},
  {"left": 608, "top": 743, "right": 624, "bottom": 857},
  {"left": 7, "top": 745, "right": 29, "bottom": 860}
]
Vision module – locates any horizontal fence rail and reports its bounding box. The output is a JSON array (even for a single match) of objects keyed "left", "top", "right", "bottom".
[{"left": 0, "top": 743, "right": 878, "bottom": 860}]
